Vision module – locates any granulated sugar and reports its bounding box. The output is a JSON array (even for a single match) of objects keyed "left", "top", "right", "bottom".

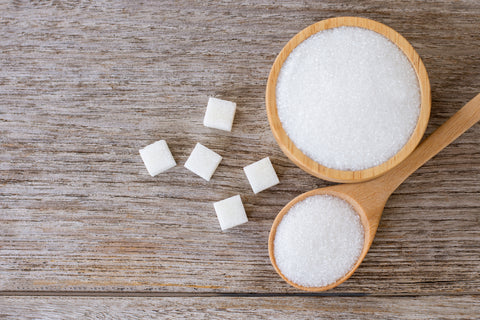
[
  {"left": 273, "top": 195, "right": 364, "bottom": 287},
  {"left": 276, "top": 26, "right": 420, "bottom": 171}
]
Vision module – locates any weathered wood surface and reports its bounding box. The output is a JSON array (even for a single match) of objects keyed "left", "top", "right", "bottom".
[
  {"left": 1, "top": 296, "right": 479, "bottom": 320},
  {"left": 1, "top": 0, "right": 479, "bottom": 317}
]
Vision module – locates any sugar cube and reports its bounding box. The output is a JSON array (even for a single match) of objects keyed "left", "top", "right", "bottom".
[
  {"left": 243, "top": 157, "right": 279, "bottom": 194},
  {"left": 184, "top": 143, "right": 222, "bottom": 181},
  {"left": 203, "top": 97, "right": 236, "bottom": 132},
  {"left": 139, "top": 140, "right": 176, "bottom": 176},
  {"left": 213, "top": 195, "right": 248, "bottom": 231}
]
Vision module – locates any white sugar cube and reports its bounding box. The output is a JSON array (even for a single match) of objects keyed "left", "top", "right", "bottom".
[
  {"left": 203, "top": 97, "right": 236, "bottom": 132},
  {"left": 214, "top": 195, "right": 248, "bottom": 231},
  {"left": 243, "top": 157, "right": 279, "bottom": 194},
  {"left": 184, "top": 143, "right": 222, "bottom": 181},
  {"left": 139, "top": 140, "right": 176, "bottom": 176}
]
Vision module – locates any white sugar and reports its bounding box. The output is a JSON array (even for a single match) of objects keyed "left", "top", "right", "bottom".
[
  {"left": 276, "top": 26, "right": 421, "bottom": 171},
  {"left": 184, "top": 143, "right": 222, "bottom": 181},
  {"left": 273, "top": 195, "right": 364, "bottom": 287},
  {"left": 243, "top": 157, "right": 280, "bottom": 194},
  {"left": 139, "top": 140, "right": 176, "bottom": 176},
  {"left": 203, "top": 97, "right": 237, "bottom": 132},
  {"left": 214, "top": 195, "right": 248, "bottom": 231}
]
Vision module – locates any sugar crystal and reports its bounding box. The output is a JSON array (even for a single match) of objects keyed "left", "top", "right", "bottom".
[
  {"left": 273, "top": 194, "right": 364, "bottom": 287},
  {"left": 276, "top": 26, "right": 421, "bottom": 170}
]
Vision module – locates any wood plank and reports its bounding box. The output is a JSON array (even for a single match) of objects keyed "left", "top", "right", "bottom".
[
  {"left": 1, "top": 0, "right": 479, "bottom": 294},
  {"left": 1, "top": 295, "right": 478, "bottom": 319}
]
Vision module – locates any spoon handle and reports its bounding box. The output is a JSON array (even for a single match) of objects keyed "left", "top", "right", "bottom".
[{"left": 380, "top": 93, "right": 480, "bottom": 194}]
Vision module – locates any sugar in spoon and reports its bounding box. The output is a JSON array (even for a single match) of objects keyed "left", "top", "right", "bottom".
[{"left": 269, "top": 93, "right": 480, "bottom": 291}]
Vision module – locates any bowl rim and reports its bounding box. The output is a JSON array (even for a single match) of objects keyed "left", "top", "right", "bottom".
[{"left": 265, "top": 16, "right": 431, "bottom": 183}]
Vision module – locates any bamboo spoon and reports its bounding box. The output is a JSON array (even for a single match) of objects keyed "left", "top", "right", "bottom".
[
  {"left": 269, "top": 93, "right": 480, "bottom": 292},
  {"left": 266, "top": 16, "right": 431, "bottom": 183}
]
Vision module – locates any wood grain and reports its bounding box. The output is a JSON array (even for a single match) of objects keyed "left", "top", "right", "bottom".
[
  {"left": 1, "top": 0, "right": 479, "bottom": 317},
  {"left": 1, "top": 295, "right": 479, "bottom": 320}
]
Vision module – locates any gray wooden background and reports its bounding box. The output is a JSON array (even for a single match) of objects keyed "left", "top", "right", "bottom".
[{"left": 1, "top": 0, "right": 479, "bottom": 318}]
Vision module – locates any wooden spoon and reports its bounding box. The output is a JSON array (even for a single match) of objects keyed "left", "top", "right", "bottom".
[{"left": 269, "top": 93, "right": 480, "bottom": 292}]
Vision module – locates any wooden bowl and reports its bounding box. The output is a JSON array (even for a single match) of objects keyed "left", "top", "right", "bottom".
[{"left": 266, "top": 17, "right": 431, "bottom": 183}]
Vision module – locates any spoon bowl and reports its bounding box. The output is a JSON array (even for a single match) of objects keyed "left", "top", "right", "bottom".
[
  {"left": 268, "top": 185, "right": 376, "bottom": 291},
  {"left": 269, "top": 93, "right": 480, "bottom": 291}
]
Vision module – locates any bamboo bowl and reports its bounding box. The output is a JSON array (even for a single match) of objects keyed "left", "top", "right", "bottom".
[{"left": 266, "top": 17, "right": 431, "bottom": 183}]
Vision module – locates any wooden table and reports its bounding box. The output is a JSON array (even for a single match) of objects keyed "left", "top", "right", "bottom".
[{"left": 1, "top": 0, "right": 479, "bottom": 318}]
